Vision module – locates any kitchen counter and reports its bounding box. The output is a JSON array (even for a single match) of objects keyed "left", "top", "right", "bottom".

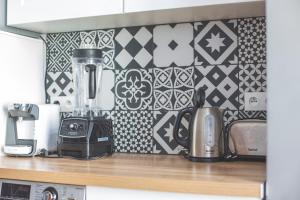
[{"left": 0, "top": 154, "right": 265, "bottom": 198}]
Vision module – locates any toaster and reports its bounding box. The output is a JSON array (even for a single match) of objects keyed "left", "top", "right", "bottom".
[{"left": 226, "top": 119, "right": 266, "bottom": 161}]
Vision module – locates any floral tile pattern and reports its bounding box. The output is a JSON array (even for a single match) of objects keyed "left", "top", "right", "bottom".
[
  {"left": 46, "top": 17, "right": 267, "bottom": 155},
  {"left": 115, "top": 69, "right": 153, "bottom": 110}
]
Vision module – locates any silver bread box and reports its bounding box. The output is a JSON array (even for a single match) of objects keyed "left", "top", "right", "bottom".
[{"left": 227, "top": 120, "right": 266, "bottom": 160}]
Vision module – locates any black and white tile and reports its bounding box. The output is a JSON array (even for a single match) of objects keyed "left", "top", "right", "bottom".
[
  {"left": 115, "top": 69, "right": 153, "bottom": 110},
  {"left": 153, "top": 23, "right": 194, "bottom": 67},
  {"left": 80, "top": 31, "right": 97, "bottom": 48},
  {"left": 114, "top": 111, "right": 153, "bottom": 153},
  {"left": 239, "top": 110, "right": 267, "bottom": 120},
  {"left": 238, "top": 17, "right": 266, "bottom": 64},
  {"left": 115, "top": 26, "right": 153, "bottom": 69},
  {"left": 46, "top": 16, "right": 267, "bottom": 155},
  {"left": 194, "top": 20, "right": 238, "bottom": 65},
  {"left": 97, "top": 29, "right": 115, "bottom": 49},
  {"left": 223, "top": 110, "right": 239, "bottom": 127},
  {"left": 46, "top": 71, "right": 73, "bottom": 96},
  {"left": 97, "top": 29, "right": 115, "bottom": 70},
  {"left": 153, "top": 110, "right": 189, "bottom": 154},
  {"left": 153, "top": 67, "right": 173, "bottom": 110},
  {"left": 239, "top": 63, "right": 267, "bottom": 109},
  {"left": 47, "top": 32, "right": 80, "bottom": 72},
  {"left": 153, "top": 66, "right": 194, "bottom": 110},
  {"left": 173, "top": 66, "right": 194, "bottom": 110},
  {"left": 194, "top": 65, "right": 239, "bottom": 109}
]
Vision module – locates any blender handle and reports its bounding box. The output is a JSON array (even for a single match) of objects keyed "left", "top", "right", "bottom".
[
  {"left": 173, "top": 107, "right": 193, "bottom": 149},
  {"left": 85, "top": 64, "right": 97, "bottom": 99}
]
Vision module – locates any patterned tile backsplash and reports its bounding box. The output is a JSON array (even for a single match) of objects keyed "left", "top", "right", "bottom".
[{"left": 46, "top": 16, "right": 267, "bottom": 155}]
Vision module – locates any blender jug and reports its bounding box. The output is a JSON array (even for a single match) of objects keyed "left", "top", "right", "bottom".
[{"left": 72, "top": 49, "right": 103, "bottom": 117}]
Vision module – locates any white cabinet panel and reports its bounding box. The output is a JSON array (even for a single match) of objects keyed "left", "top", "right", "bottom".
[
  {"left": 124, "top": 0, "right": 262, "bottom": 13},
  {"left": 7, "top": 0, "right": 123, "bottom": 25},
  {"left": 86, "top": 186, "right": 261, "bottom": 200}
]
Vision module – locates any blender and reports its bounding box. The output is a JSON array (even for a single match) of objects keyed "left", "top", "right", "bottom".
[{"left": 58, "top": 49, "right": 113, "bottom": 159}]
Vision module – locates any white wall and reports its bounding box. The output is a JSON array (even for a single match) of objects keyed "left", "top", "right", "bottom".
[
  {"left": 266, "top": 0, "right": 300, "bottom": 199},
  {"left": 0, "top": 31, "right": 45, "bottom": 155}
]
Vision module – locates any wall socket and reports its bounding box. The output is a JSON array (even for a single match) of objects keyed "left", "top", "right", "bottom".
[
  {"left": 50, "top": 96, "right": 74, "bottom": 112},
  {"left": 244, "top": 92, "right": 267, "bottom": 111}
]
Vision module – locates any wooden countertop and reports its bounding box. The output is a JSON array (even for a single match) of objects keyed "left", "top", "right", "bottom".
[{"left": 0, "top": 154, "right": 265, "bottom": 198}]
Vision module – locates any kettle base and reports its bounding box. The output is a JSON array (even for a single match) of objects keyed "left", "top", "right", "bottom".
[{"left": 185, "top": 155, "right": 223, "bottom": 162}]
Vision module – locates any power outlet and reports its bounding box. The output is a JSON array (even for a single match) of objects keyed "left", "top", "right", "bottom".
[
  {"left": 244, "top": 92, "right": 267, "bottom": 111},
  {"left": 50, "top": 96, "right": 74, "bottom": 112}
]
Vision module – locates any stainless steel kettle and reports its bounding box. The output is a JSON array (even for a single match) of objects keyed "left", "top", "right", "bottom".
[{"left": 173, "top": 88, "right": 225, "bottom": 162}]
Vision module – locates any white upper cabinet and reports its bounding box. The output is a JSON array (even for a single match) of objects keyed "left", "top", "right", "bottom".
[
  {"left": 7, "top": 0, "right": 123, "bottom": 25},
  {"left": 6, "top": 0, "right": 265, "bottom": 33},
  {"left": 124, "top": 0, "right": 262, "bottom": 13}
]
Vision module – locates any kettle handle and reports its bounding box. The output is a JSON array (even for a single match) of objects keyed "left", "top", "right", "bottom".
[{"left": 173, "top": 107, "right": 193, "bottom": 149}]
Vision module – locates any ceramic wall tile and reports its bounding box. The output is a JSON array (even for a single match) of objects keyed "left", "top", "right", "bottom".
[
  {"left": 46, "top": 71, "right": 73, "bottom": 97},
  {"left": 115, "top": 69, "right": 153, "bottom": 110},
  {"left": 114, "top": 111, "right": 153, "bottom": 153},
  {"left": 153, "top": 23, "right": 194, "bottom": 67},
  {"left": 239, "top": 63, "right": 267, "bottom": 110},
  {"left": 239, "top": 110, "right": 267, "bottom": 120},
  {"left": 153, "top": 110, "right": 189, "bottom": 154},
  {"left": 238, "top": 17, "right": 266, "bottom": 64},
  {"left": 194, "top": 64, "right": 239, "bottom": 110},
  {"left": 194, "top": 20, "right": 238, "bottom": 65},
  {"left": 153, "top": 66, "right": 194, "bottom": 110},
  {"left": 46, "top": 17, "right": 267, "bottom": 155},
  {"left": 47, "top": 32, "right": 80, "bottom": 72},
  {"left": 114, "top": 26, "right": 153, "bottom": 69}
]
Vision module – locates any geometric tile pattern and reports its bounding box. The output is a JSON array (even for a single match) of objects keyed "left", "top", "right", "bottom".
[
  {"left": 46, "top": 17, "right": 267, "bottom": 155},
  {"left": 194, "top": 19, "right": 238, "bottom": 65},
  {"left": 115, "top": 26, "right": 153, "bottom": 69},
  {"left": 239, "top": 63, "right": 267, "bottom": 109},
  {"left": 238, "top": 17, "right": 266, "bottom": 64},
  {"left": 153, "top": 23, "right": 194, "bottom": 67},
  {"left": 114, "top": 111, "right": 153, "bottom": 153},
  {"left": 153, "top": 66, "right": 194, "bottom": 110},
  {"left": 153, "top": 110, "right": 190, "bottom": 154},
  {"left": 47, "top": 32, "right": 80, "bottom": 72},
  {"left": 194, "top": 65, "right": 239, "bottom": 110}
]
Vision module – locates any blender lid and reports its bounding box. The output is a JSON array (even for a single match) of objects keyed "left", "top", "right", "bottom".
[{"left": 73, "top": 48, "right": 102, "bottom": 59}]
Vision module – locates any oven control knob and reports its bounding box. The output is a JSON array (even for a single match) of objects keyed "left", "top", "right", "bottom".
[
  {"left": 42, "top": 187, "right": 58, "bottom": 200},
  {"left": 69, "top": 123, "right": 79, "bottom": 131}
]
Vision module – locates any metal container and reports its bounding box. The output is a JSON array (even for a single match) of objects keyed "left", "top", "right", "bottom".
[
  {"left": 227, "top": 119, "right": 266, "bottom": 160},
  {"left": 173, "top": 88, "right": 225, "bottom": 162}
]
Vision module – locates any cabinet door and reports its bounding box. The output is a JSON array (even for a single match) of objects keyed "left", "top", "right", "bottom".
[
  {"left": 124, "top": 0, "right": 256, "bottom": 13},
  {"left": 7, "top": 0, "right": 123, "bottom": 25}
]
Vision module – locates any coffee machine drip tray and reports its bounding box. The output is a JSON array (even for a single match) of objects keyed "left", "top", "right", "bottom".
[{"left": 58, "top": 117, "right": 113, "bottom": 160}]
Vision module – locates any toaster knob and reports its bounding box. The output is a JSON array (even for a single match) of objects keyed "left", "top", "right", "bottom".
[
  {"left": 69, "top": 123, "right": 78, "bottom": 131},
  {"left": 42, "top": 187, "right": 58, "bottom": 200}
]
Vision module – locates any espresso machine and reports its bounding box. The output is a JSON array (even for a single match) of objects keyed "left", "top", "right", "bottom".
[{"left": 58, "top": 49, "right": 113, "bottom": 159}]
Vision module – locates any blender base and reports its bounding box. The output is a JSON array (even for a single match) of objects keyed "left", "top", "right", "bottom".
[{"left": 58, "top": 117, "right": 114, "bottom": 159}]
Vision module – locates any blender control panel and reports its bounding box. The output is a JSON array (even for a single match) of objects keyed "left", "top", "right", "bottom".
[
  {"left": 0, "top": 179, "right": 85, "bottom": 200},
  {"left": 59, "top": 118, "right": 89, "bottom": 138}
]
